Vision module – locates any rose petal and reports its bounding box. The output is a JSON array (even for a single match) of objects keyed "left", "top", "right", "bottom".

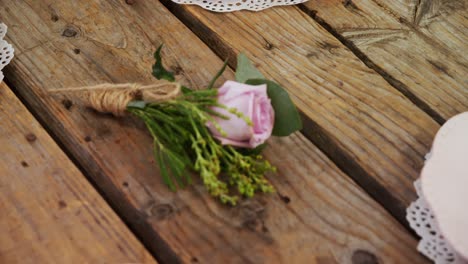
[
  {"left": 214, "top": 136, "right": 252, "bottom": 148},
  {"left": 213, "top": 92, "right": 254, "bottom": 140},
  {"left": 218, "top": 80, "right": 267, "bottom": 101},
  {"left": 253, "top": 96, "right": 273, "bottom": 134}
]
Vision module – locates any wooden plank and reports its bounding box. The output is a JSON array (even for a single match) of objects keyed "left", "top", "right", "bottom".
[
  {"left": 0, "top": 83, "right": 155, "bottom": 263},
  {"left": 157, "top": 3, "right": 440, "bottom": 221},
  {"left": 301, "top": 0, "right": 468, "bottom": 121},
  {"left": 1, "top": 0, "right": 428, "bottom": 263}
]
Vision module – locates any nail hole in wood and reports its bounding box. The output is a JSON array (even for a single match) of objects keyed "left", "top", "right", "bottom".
[
  {"left": 62, "top": 99, "right": 73, "bottom": 109},
  {"left": 58, "top": 200, "right": 67, "bottom": 209},
  {"left": 21, "top": 161, "right": 29, "bottom": 167},
  {"left": 265, "top": 42, "right": 274, "bottom": 50},
  {"left": 279, "top": 193, "right": 291, "bottom": 204},
  {"left": 51, "top": 14, "right": 59, "bottom": 22},
  {"left": 25, "top": 133, "right": 37, "bottom": 142}
]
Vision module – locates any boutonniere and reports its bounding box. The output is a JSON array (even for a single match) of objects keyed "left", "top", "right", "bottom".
[{"left": 53, "top": 45, "right": 302, "bottom": 205}]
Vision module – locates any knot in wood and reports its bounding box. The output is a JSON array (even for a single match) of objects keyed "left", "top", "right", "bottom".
[
  {"left": 62, "top": 25, "right": 79, "bottom": 38},
  {"left": 352, "top": 249, "right": 379, "bottom": 264},
  {"left": 240, "top": 200, "right": 265, "bottom": 219},
  {"left": 237, "top": 200, "right": 267, "bottom": 231},
  {"left": 150, "top": 203, "right": 174, "bottom": 221}
]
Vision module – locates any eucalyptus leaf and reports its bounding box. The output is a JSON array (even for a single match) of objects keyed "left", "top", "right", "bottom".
[
  {"left": 238, "top": 143, "right": 267, "bottom": 156},
  {"left": 152, "top": 44, "right": 175, "bottom": 82},
  {"left": 235, "top": 53, "right": 264, "bottom": 83},
  {"left": 127, "top": 100, "right": 147, "bottom": 109},
  {"left": 246, "top": 79, "right": 302, "bottom": 136}
]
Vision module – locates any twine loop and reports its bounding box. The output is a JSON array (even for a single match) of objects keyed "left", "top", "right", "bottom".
[{"left": 51, "top": 81, "right": 181, "bottom": 116}]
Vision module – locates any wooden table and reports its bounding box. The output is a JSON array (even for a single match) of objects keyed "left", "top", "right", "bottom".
[{"left": 0, "top": 0, "right": 466, "bottom": 263}]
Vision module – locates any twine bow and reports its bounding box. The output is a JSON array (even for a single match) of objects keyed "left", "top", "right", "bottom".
[{"left": 51, "top": 81, "right": 181, "bottom": 116}]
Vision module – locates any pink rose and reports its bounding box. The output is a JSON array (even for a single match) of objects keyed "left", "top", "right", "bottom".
[{"left": 209, "top": 81, "right": 274, "bottom": 148}]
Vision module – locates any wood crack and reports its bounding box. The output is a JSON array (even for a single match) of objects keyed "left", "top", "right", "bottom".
[
  {"left": 413, "top": 0, "right": 423, "bottom": 25},
  {"left": 339, "top": 28, "right": 410, "bottom": 46},
  {"left": 413, "top": 0, "right": 443, "bottom": 26}
]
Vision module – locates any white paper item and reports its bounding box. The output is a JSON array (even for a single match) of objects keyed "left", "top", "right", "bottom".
[
  {"left": 407, "top": 180, "right": 467, "bottom": 264},
  {"left": 170, "top": 0, "right": 308, "bottom": 12},
  {"left": 0, "top": 23, "right": 14, "bottom": 83},
  {"left": 421, "top": 112, "right": 468, "bottom": 260},
  {"left": 407, "top": 112, "right": 468, "bottom": 264}
]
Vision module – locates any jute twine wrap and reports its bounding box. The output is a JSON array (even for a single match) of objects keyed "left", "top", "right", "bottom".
[{"left": 51, "top": 81, "right": 181, "bottom": 116}]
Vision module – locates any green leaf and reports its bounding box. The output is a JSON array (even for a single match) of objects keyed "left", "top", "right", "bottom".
[
  {"left": 246, "top": 79, "right": 302, "bottom": 136},
  {"left": 235, "top": 53, "right": 264, "bottom": 83},
  {"left": 127, "top": 100, "right": 147, "bottom": 109},
  {"left": 238, "top": 143, "right": 267, "bottom": 156},
  {"left": 181, "top": 85, "right": 192, "bottom": 94},
  {"left": 152, "top": 44, "right": 175, "bottom": 82},
  {"left": 163, "top": 149, "right": 188, "bottom": 188},
  {"left": 156, "top": 145, "right": 176, "bottom": 191},
  {"left": 207, "top": 59, "right": 229, "bottom": 89}
]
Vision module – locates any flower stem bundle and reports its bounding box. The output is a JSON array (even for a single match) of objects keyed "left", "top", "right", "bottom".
[{"left": 127, "top": 88, "right": 275, "bottom": 205}]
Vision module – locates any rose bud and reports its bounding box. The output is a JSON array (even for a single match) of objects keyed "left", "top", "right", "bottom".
[{"left": 208, "top": 81, "right": 274, "bottom": 148}]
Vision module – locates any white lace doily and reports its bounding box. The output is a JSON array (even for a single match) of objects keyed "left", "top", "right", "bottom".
[
  {"left": 0, "top": 23, "right": 14, "bottom": 83},
  {"left": 170, "top": 0, "right": 308, "bottom": 12},
  {"left": 407, "top": 148, "right": 467, "bottom": 264}
]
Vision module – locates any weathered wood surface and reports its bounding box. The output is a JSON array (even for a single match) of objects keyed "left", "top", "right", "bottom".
[
  {"left": 378, "top": 0, "right": 468, "bottom": 68},
  {"left": 0, "top": 83, "right": 155, "bottom": 263},
  {"left": 303, "top": 0, "right": 468, "bottom": 122},
  {"left": 158, "top": 3, "right": 440, "bottom": 221},
  {"left": 0, "top": 0, "right": 428, "bottom": 263}
]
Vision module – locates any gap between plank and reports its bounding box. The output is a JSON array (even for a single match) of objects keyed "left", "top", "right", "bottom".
[
  {"left": 3, "top": 78, "right": 182, "bottom": 264},
  {"left": 159, "top": 1, "right": 420, "bottom": 233}
]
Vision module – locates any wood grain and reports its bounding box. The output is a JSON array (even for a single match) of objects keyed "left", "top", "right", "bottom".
[
  {"left": 0, "top": 83, "right": 155, "bottom": 263},
  {"left": 158, "top": 3, "right": 440, "bottom": 221},
  {"left": 302, "top": 0, "right": 468, "bottom": 121},
  {"left": 1, "top": 0, "right": 428, "bottom": 263}
]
